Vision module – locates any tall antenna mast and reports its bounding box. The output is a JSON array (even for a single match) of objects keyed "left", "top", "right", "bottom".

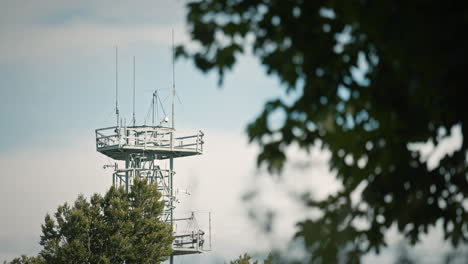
[
  {"left": 115, "top": 46, "right": 120, "bottom": 127},
  {"left": 171, "top": 29, "right": 176, "bottom": 129},
  {"left": 96, "top": 40, "right": 210, "bottom": 263},
  {"left": 132, "top": 56, "right": 136, "bottom": 126}
]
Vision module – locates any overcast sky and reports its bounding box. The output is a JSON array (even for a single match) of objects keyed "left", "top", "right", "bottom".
[{"left": 0, "top": 1, "right": 464, "bottom": 263}]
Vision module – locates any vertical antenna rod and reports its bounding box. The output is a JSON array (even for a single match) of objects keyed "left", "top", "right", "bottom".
[
  {"left": 132, "top": 56, "right": 136, "bottom": 126},
  {"left": 171, "top": 29, "right": 175, "bottom": 130},
  {"left": 170, "top": 29, "right": 175, "bottom": 264},
  {"left": 115, "top": 47, "right": 120, "bottom": 127}
]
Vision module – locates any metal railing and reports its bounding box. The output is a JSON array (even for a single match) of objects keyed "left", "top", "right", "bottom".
[
  {"left": 96, "top": 126, "right": 204, "bottom": 153},
  {"left": 173, "top": 212, "right": 207, "bottom": 252}
]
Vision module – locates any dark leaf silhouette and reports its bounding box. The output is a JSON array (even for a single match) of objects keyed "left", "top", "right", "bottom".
[{"left": 180, "top": 0, "right": 468, "bottom": 262}]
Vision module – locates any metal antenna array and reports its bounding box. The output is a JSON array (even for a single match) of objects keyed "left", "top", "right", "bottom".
[{"left": 96, "top": 42, "right": 210, "bottom": 263}]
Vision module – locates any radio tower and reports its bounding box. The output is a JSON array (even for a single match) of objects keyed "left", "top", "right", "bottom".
[{"left": 95, "top": 41, "right": 210, "bottom": 263}]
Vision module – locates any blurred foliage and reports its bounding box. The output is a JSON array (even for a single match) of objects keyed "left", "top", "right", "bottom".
[
  {"left": 230, "top": 253, "right": 274, "bottom": 264},
  {"left": 179, "top": 0, "right": 468, "bottom": 262},
  {"left": 443, "top": 248, "right": 468, "bottom": 264},
  {"left": 393, "top": 243, "right": 416, "bottom": 264},
  {"left": 3, "top": 255, "right": 45, "bottom": 264},
  {"left": 6, "top": 179, "right": 173, "bottom": 264}
]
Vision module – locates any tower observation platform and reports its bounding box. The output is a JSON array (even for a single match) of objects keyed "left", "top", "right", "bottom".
[
  {"left": 96, "top": 125, "right": 204, "bottom": 160},
  {"left": 95, "top": 44, "right": 211, "bottom": 262}
]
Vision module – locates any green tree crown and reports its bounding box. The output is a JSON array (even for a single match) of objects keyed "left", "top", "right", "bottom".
[
  {"left": 35, "top": 178, "right": 173, "bottom": 264},
  {"left": 179, "top": 0, "right": 467, "bottom": 262}
]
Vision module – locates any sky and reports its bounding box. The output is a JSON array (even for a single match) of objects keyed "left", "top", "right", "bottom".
[{"left": 0, "top": 0, "right": 464, "bottom": 263}]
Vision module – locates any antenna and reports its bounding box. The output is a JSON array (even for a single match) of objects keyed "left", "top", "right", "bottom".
[
  {"left": 172, "top": 29, "right": 175, "bottom": 129},
  {"left": 152, "top": 91, "right": 156, "bottom": 126},
  {"left": 115, "top": 46, "right": 120, "bottom": 127},
  {"left": 132, "top": 56, "right": 136, "bottom": 126}
]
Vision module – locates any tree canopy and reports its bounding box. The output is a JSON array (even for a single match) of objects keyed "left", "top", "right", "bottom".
[
  {"left": 3, "top": 255, "right": 45, "bottom": 264},
  {"left": 6, "top": 179, "right": 173, "bottom": 264},
  {"left": 230, "top": 253, "right": 274, "bottom": 264},
  {"left": 179, "top": 0, "right": 467, "bottom": 262}
]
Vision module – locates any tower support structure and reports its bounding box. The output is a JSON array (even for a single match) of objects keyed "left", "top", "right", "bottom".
[{"left": 96, "top": 125, "right": 207, "bottom": 256}]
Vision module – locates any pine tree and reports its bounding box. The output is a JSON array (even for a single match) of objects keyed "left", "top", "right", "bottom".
[{"left": 37, "top": 178, "right": 173, "bottom": 264}]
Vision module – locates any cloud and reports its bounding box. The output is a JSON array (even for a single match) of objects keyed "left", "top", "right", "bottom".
[
  {"left": 0, "top": 136, "right": 109, "bottom": 260},
  {"left": 0, "top": 0, "right": 190, "bottom": 63},
  {"left": 0, "top": 0, "right": 186, "bottom": 26},
  {"left": 0, "top": 23, "right": 189, "bottom": 63},
  {"left": 169, "top": 131, "right": 341, "bottom": 260}
]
